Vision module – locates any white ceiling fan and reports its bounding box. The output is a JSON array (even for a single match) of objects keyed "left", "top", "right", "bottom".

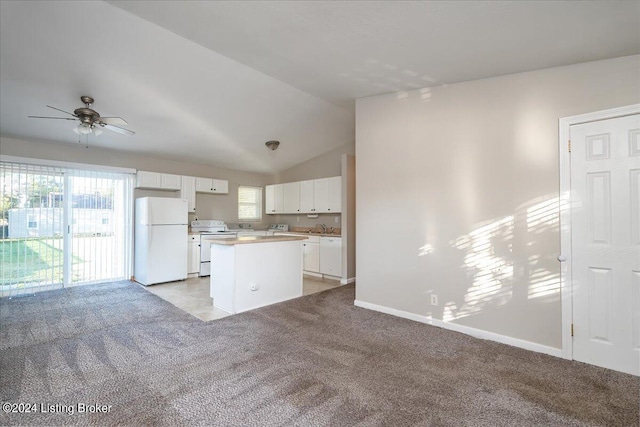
[{"left": 28, "top": 96, "right": 135, "bottom": 136}]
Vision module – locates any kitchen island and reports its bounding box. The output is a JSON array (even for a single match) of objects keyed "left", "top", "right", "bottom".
[{"left": 209, "top": 235, "right": 307, "bottom": 314}]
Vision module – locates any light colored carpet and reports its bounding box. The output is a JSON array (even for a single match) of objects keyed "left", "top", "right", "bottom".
[{"left": 0, "top": 281, "right": 637, "bottom": 426}]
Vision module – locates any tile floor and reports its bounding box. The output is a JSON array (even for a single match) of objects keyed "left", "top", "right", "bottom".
[{"left": 142, "top": 275, "right": 341, "bottom": 321}]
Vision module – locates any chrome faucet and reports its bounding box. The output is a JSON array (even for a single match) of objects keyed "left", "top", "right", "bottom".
[{"left": 316, "top": 223, "right": 327, "bottom": 233}]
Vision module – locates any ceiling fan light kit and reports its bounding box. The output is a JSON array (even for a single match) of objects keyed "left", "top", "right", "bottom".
[{"left": 28, "top": 95, "right": 135, "bottom": 140}]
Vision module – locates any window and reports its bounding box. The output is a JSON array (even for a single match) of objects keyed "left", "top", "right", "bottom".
[
  {"left": 27, "top": 215, "right": 38, "bottom": 229},
  {"left": 238, "top": 186, "right": 262, "bottom": 221}
]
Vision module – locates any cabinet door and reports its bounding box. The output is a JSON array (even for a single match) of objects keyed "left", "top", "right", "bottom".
[
  {"left": 266, "top": 184, "right": 284, "bottom": 214},
  {"left": 299, "top": 180, "right": 315, "bottom": 213},
  {"left": 320, "top": 237, "right": 342, "bottom": 277},
  {"left": 327, "top": 176, "right": 342, "bottom": 213},
  {"left": 265, "top": 185, "right": 275, "bottom": 214},
  {"left": 303, "top": 241, "right": 320, "bottom": 273},
  {"left": 273, "top": 184, "right": 284, "bottom": 213},
  {"left": 136, "top": 171, "right": 162, "bottom": 189},
  {"left": 161, "top": 173, "right": 182, "bottom": 190},
  {"left": 283, "top": 181, "right": 300, "bottom": 213},
  {"left": 195, "top": 177, "right": 213, "bottom": 193},
  {"left": 313, "top": 178, "right": 329, "bottom": 213},
  {"left": 180, "top": 176, "right": 196, "bottom": 213},
  {"left": 211, "top": 179, "right": 229, "bottom": 194},
  {"left": 187, "top": 237, "right": 200, "bottom": 274}
]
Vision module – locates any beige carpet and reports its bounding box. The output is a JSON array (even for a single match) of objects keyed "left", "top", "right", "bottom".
[{"left": 1, "top": 281, "right": 637, "bottom": 426}]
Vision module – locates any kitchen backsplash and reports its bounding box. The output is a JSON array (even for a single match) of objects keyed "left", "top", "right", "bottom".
[{"left": 269, "top": 213, "right": 341, "bottom": 229}]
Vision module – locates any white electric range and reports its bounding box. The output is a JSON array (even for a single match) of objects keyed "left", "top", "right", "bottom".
[{"left": 191, "top": 220, "right": 236, "bottom": 277}]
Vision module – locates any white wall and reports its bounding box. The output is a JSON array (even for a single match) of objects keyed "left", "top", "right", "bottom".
[{"left": 355, "top": 55, "right": 640, "bottom": 349}]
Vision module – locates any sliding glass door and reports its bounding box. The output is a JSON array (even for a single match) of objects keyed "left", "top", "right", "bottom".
[
  {"left": 0, "top": 162, "right": 133, "bottom": 297},
  {"left": 0, "top": 164, "right": 65, "bottom": 296},
  {"left": 68, "top": 171, "right": 131, "bottom": 286}
]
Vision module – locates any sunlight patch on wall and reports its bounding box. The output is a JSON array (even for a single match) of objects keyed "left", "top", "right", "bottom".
[
  {"left": 524, "top": 195, "right": 567, "bottom": 300},
  {"left": 418, "top": 242, "right": 434, "bottom": 256},
  {"left": 526, "top": 195, "right": 568, "bottom": 233},
  {"left": 448, "top": 215, "right": 514, "bottom": 320}
]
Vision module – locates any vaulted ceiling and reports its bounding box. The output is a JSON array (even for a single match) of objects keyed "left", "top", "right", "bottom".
[{"left": 1, "top": 1, "right": 638, "bottom": 173}]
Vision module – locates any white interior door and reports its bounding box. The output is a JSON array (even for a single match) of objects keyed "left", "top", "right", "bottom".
[{"left": 570, "top": 114, "right": 640, "bottom": 375}]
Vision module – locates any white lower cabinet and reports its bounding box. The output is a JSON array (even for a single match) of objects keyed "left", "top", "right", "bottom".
[
  {"left": 275, "top": 233, "right": 341, "bottom": 278},
  {"left": 320, "top": 236, "right": 342, "bottom": 277},
  {"left": 303, "top": 237, "right": 320, "bottom": 273},
  {"left": 187, "top": 235, "right": 200, "bottom": 274}
]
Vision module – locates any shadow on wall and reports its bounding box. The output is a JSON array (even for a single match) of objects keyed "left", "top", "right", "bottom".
[{"left": 419, "top": 193, "right": 568, "bottom": 322}]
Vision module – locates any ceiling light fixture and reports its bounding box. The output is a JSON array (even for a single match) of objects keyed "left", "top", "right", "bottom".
[
  {"left": 265, "top": 140, "right": 280, "bottom": 151},
  {"left": 73, "top": 123, "right": 102, "bottom": 136}
]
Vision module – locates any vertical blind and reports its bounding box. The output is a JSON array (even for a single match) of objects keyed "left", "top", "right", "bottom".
[
  {"left": 0, "top": 163, "right": 65, "bottom": 296},
  {"left": 0, "top": 161, "right": 134, "bottom": 297}
]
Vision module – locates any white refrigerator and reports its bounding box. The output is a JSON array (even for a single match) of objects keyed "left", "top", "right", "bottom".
[{"left": 134, "top": 197, "right": 188, "bottom": 286}]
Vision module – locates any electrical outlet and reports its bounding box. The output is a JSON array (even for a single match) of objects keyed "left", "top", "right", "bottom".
[
  {"left": 334, "top": 216, "right": 339, "bottom": 223},
  {"left": 250, "top": 283, "right": 259, "bottom": 291},
  {"left": 297, "top": 217, "right": 300, "bottom": 222},
  {"left": 430, "top": 294, "right": 438, "bottom": 306}
]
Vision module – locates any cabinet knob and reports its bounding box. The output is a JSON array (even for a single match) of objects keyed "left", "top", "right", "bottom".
[{"left": 328, "top": 208, "right": 331, "bottom": 211}]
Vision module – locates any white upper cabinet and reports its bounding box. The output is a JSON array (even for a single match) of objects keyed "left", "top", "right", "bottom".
[
  {"left": 313, "top": 178, "right": 329, "bottom": 213},
  {"left": 297, "top": 177, "right": 342, "bottom": 214},
  {"left": 327, "top": 176, "right": 342, "bottom": 213},
  {"left": 181, "top": 176, "right": 196, "bottom": 213},
  {"left": 136, "top": 171, "right": 228, "bottom": 196},
  {"left": 299, "top": 180, "right": 315, "bottom": 213},
  {"left": 264, "top": 176, "right": 342, "bottom": 214},
  {"left": 265, "top": 184, "right": 284, "bottom": 214},
  {"left": 195, "top": 177, "right": 212, "bottom": 192},
  {"left": 161, "top": 173, "right": 182, "bottom": 190},
  {"left": 136, "top": 171, "right": 181, "bottom": 190},
  {"left": 282, "top": 181, "right": 301, "bottom": 213},
  {"left": 211, "top": 179, "right": 228, "bottom": 194},
  {"left": 195, "top": 177, "right": 229, "bottom": 194},
  {"left": 136, "top": 171, "right": 161, "bottom": 189}
]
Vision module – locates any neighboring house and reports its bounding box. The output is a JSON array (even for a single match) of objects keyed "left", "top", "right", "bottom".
[{"left": 7, "top": 208, "right": 114, "bottom": 238}]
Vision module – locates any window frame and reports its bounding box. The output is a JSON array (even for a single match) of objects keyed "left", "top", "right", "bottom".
[{"left": 237, "top": 185, "right": 263, "bottom": 222}]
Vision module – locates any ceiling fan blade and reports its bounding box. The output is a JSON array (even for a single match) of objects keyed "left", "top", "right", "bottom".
[
  {"left": 101, "top": 123, "right": 135, "bottom": 136},
  {"left": 99, "top": 117, "right": 128, "bottom": 126},
  {"left": 28, "top": 115, "right": 78, "bottom": 121},
  {"left": 46, "top": 105, "right": 78, "bottom": 117}
]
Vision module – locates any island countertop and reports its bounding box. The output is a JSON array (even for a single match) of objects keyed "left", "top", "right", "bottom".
[{"left": 209, "top": 235, "right": 308, "bottom": 245}]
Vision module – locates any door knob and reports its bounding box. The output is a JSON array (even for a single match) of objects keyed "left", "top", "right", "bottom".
[{"left": 557, "top": 255, "right": 567, "bottom": 262}]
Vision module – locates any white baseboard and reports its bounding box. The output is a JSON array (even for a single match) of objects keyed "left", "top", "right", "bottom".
[
  {"left": 353, "top": 300, "right": 563, "bottom": 358},
  {"left": 340, "top": 277, "right": 356, "bottom": 285},
  {"left": 303, "top": 272, "right": 322, "bottom": 279}
]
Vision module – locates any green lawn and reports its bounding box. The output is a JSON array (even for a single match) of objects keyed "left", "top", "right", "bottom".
[{"left": 0, "top": 238, "right": 66, "bottom": 286}]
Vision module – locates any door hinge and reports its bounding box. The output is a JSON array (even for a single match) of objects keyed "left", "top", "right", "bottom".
[
  {"left": 568, "top": 140, "right": 572, "bottom": 153},
  {"left": 571, "top": 323, "right": 574, "bottom": 337}
]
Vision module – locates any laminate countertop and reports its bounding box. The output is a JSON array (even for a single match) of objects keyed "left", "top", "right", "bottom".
[
  {"left": 277, "top": 231, "right": 342, "bottom": 238},
  {"left": 209, "top": 235, "right": 308, "bottom": 245}
]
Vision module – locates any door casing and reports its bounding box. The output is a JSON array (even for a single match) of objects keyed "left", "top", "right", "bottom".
[{"left": 558, "top": 103, "right": 640, "bottom": 360}]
